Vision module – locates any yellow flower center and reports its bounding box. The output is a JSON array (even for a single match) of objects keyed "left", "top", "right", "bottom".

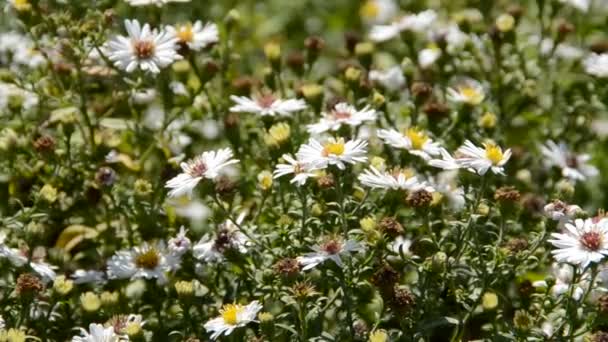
[
  {"left": 392, "top": 168, "right": 415, "bottom": 179},
  {"left": 12, "top": 0, "right": 31, "bottom": 11},
  {"left": 177, "top": 24, "right": 194, "bottom": 43},
  {"left": 135, "top": 249, "right": 160, "bottom": 269},
  {"left": 459, "top": 86, "right": 483, "bottom": 105},
  {"left": 221, "top": 304, "right": 244, "bottom": 325},
  {"left": 405, "top": 128, "right": 429, "bottom": 150},
  {"left": 360, "top": 0, "right": 380, "bottom": 19},
  {"left": 484, "top": 144, "right": 504, "bottom": 165},
  {"left": 322, "top": 139, "right": 345, "bottom": 156}
]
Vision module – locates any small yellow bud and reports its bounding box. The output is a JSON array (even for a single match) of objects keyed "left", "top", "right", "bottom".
[
  {"left": 80, "top": 292, "right": 101, "bottom": 312},
  {"left": 264, "top": 42, "right": 282, "bottom": 62},
  {"left": 369, "top": 329, "right": 389, "bottom": 342},
  {"left": 372, "top": 91, "right": 386, "bottom": 107},
  {"left": 134, "top": 179, "right": 153, "bottom": 196},
  {"left": 258, "top": 171, "right": 273, "bottom": 191},
  {"left": 300, "top": 84, "right": 323, "bottom": 100},
  {"left": 355, "top": 42, "right": 375, "bottom": 57},
  {"left": 125, "top": 322, "right": 143, "bottom": 337},
  {"left": 478, "top": 112, "right": 497, "bottom": 129},
  {"left": 175, "top": 280, "right": 195, "bottom": 297},
  {"left": 40, "top": 184, "right": 58, "bottom": 203},
  {"left": 100, "top": 291, "right": 120, "bottom": 306},
  {"left": 345, "top": 67, "right": 362, "bottom": 83},
  {"left": 264, "top": 122, "right": 291, "bottom": 147},
  {"left": 496, "top": 14, "right": 515, "bottom": 33},
  {"left": 360, "top": 217, "right": 377, "bottom": 232},
  {"left": 482, "top": 292, "right": 499, "bottom": 310},
  {"left": 53, "top": 275, "right": 73, "bottom": 296},
  {"left": 477, "top": 202, "right": 490, "bottom": 216},
  {"left": 0, "top": 328, "right": 27, "bottom": 342},
  {"left": 370, "top": 156, "right": 386, "bottom": 171},
  {"left": 258, "top": 312, "right": 274, "bottom": 323}
]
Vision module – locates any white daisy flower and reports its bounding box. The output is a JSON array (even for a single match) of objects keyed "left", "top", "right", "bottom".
[
  {"left": 533, "top": 263, "right": 585, "bottom": 300},
  {"left": 559, "top": 0, "right": 591, "bottom": 11},
  {"left": 544, "top": 200, "right": 582, "bottom": 222},
  {"left": 430, "top": 170, "right": 466, "bottom": 211},
  {"left": 298, "top": 238, "right": 361, "bottom": 270},
  {"left": 418, "top": 45, "right": 442, "bottom": 69},
  {"left": 229, "top": 94, "right": 307, "bottom": 117},
  {"left": 168, "top": 198, "right": 212, "bottom": 222},
  {"left": 130, "top": 88, "right": 157, "bottom": 105},
  {"left": 204, "top": 301, "right": 263, "bottom": 340},
  {"left": 193, "top": 213, "right": 249, "bottom": 262},
  {"left": 107, "top": 242, "right": 174, "bottom": 284},
  {"left": 540, "top": 140, "right": 598, "bottom": 182},
  {"left": 273, "top": 154, "right": 318, "bottom": 186},
  {"left": 166, "top": 21, "right": 218, "bottom": 51},
  {"left": 125, "top": 0, "right": 191, "bottom": 6},
  {"left": 368, "top": 66, "right": 406, "bottom": 92},
  {"left": 377, "top": 127, "right": 441, "bottom": 160},
  {"left": 446, "top": 78, "right": 485, "bottom": 106},
  {"left": 358, "top": 166, "right": 434, "bottom": 192},
  {"left": 456, "top": 140, "right": 512, "bottom": 175},
  {"left": 549, "top": 218, "right": 608, "bottom": 268},
  {"left": 71, "top": 269, "right": 106, "bottom": 285},
  {"left": 431, "top": 24, "right": 468, "bottom": 52},
  {"left": 369, "top": 10, "right": 437, "bottom": 42},
  {"left": 390, "top": 236, "right": 412, "bottom": 255},
  {"left": 168, "top": 226, "right": 191, "bottom": 258},
  {"left": 165, "top": 148, "right": 239, "bottom": 198},
  {"left": 0, "top": 233, "right": 56, "bottom": 282},
  {"left": 297, "top": 137, "right": 368, "bottom": 170},
  {"left": 360, "top": 0, "right": 398, "bottom": 25},
  {"left": 428, "top": 148, "right": 462, "bottom": 170},
  {"left": 307, "top": 103, "right": 376, "bottom": 134},
  {"left": 71, "top": 323, "right": 123, "bottom": 342},
  {"left": 369, "top": 22, "right": 402, "bottom": 42},
  {"left": 583, "top": 53, "right": 608, "bottom": 78},
  {"left": 106, "top": 19, "right": 182, "bottom": 73}
]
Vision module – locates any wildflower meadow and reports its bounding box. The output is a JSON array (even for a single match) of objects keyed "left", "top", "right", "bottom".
[{"left": 2, "top": 0, "right": 608, "bottom": 341}]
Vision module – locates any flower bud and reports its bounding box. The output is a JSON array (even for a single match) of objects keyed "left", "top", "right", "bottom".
[
  {"left": 100, "top": 291, "right": 119, "bottom": 306},
  {"left": 40, "top": 184, "right": 58, "bottom": 203},
  {"left": 175, "top": 281, "right": 195, "bottom": 298},
  {"left": 482, "top": 292, "right": 498, "bottom": 310},
  {"left": 257, "top": 171, "right": 273, "bottom": 191},
  {"left": 495, "top": 14, "right": 515, "bottom": 33},
  {"left": 53, "top": 275, "right": 73, "bottom": 296},
  {"left": 478, "top": 112, "right": 497, "bottom": 129},
  {"left": 80, "top": 292, "right": 101, "bottom": 312},
  {"left": 355, "top": 42, "right": 375, "bottom": 69},
  {"left": 264, "top": 42, "right": 282, "bottom": 70}
]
